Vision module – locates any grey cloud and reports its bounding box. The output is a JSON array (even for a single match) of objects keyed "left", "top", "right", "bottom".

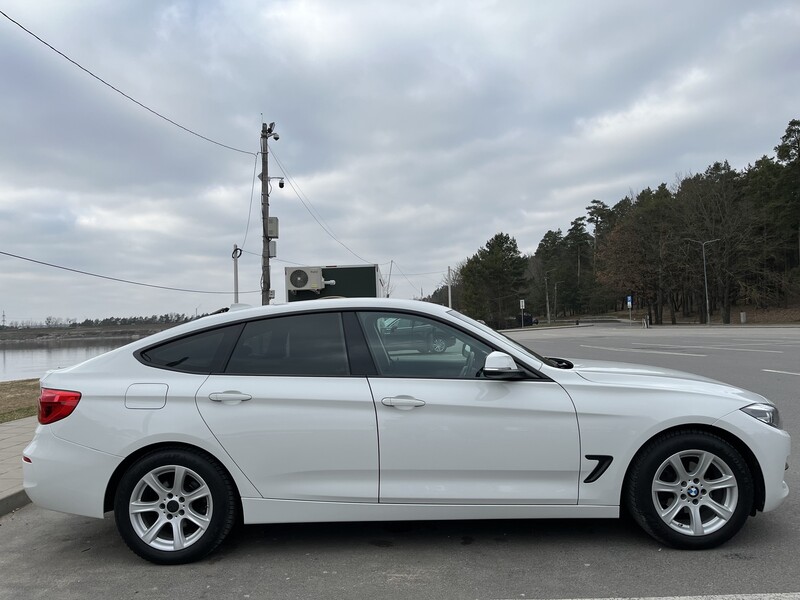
[{"left": 0, "top": 0, "right": 798, "bottom": 319}]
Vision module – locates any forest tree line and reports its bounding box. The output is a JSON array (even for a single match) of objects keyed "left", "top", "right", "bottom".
[
  {"left": 426, "top": 120, "right": 800, "bottom": 327},
  {"left": 3, "top": 313, "right": 194, "bottom": 330}
]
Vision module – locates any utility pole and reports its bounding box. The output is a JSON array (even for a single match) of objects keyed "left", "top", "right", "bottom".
[
  {"left": 544, "top": 269, "right": 553, "bottom": 324},
  {"left": 260, "top": 122, "right": 279, "bottom": 305}
]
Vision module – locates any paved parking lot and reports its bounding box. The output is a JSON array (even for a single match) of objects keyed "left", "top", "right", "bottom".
[{"left": 1, "top": 324, "right": 798, "bottom": 600}]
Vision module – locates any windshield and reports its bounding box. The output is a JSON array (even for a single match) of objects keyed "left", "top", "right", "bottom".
[{"left": 447, "top": 309, "right": 555, "bottom": 367}]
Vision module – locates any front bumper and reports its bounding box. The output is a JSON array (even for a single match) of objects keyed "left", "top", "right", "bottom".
[{"left": 716, "top": 408, "right": 791, "bottom": 513}]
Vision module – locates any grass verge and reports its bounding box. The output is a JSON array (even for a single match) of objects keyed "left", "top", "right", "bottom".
[{"left": 0, "top": 379, "right": 39, "bottom": 424}]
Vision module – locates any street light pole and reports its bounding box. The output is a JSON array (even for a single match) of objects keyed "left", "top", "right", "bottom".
[{"left": 688, "top": 238, "right": 720, "bottom": 326}]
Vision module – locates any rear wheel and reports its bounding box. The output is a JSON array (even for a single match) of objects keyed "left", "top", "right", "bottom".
[
  {"left": 626, "top": 430, "right": 754, "bottom": 549},
  {"left": 114, "top": 448, "right": 236, "bottom": 564}
]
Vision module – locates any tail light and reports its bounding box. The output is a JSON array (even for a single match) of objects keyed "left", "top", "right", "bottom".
[{"left": 38, "top": 388, "right": 82, "bottom": 424}]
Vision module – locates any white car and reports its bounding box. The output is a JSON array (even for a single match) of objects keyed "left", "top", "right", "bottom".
[{"left": 23, "top": 298, "right": 790, "bottom": 564}]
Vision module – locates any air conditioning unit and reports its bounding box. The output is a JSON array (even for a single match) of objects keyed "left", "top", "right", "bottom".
[{"left": 286, "top": 267, "right": 325, "bottom": 292}]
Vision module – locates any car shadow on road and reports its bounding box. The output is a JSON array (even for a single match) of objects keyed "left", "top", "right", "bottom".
[{"left": 215, "top": 516, "right": 648, "bottom": 557}]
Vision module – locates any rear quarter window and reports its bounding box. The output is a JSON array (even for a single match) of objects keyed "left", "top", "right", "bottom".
[{"left": 138, "top": 327, "right": 236, "bottom": 374}]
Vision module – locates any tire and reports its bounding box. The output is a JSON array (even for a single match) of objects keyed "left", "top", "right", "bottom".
[
  {"left": 114, "top": 448, "right": 237, "bottom": 564},
  {"left": 430, "top": 335, "right": 448, "bottom": 353},
  {"left": 626, "top": 430, "right": 754, "bottom": 549}
]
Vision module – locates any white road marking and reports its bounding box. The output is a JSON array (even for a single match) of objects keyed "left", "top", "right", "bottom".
[
  {"left": 580, "top": 345, "right": 707, "bottom": 357},
  {"left": 490, "top": 594, "right": 800, "bottom": 600},
  {"left": 762, "top": 369, "right": 800, "bottom": 377},
  {"left": 705, "top": 347, "right": 782, "bottom": 353},
  {"left": 728, "top": 340, "right": 800, "bottom": 347},
  {"left": 635, "top": 343, "right": 782, "bottom": 354}
]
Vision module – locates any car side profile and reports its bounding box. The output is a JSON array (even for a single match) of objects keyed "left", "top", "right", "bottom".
[{"left": 23, "top": 298, "right": 790, "bottom": 564}]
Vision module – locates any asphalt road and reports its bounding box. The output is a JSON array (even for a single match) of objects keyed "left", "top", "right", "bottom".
[
  {"left": 1, "top": 324, "right": 798, "bottom": 600},
  {"left": 510, "top": 323, "right": 800, "bottom": 431}
]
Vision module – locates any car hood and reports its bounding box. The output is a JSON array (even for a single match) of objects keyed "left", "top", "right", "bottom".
[{"left": 564, "top": 358, "right": 769, "bottom": 405}]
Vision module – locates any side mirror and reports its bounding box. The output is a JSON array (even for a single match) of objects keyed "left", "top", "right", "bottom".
[{"left": 483, "top": 351, "right": 526, "bottom": 380}]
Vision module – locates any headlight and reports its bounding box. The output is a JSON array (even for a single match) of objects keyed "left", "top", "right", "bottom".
[{"left": 741, "top": 403, "right": 782, "bottom": 429}]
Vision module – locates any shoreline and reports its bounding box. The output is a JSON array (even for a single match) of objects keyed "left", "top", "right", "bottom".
[
  {"left": 0, "top": 334, "right": 145, "bottom": 348},
  {"left": 0, "top": 324, "right": 174, "bottom": 347}
]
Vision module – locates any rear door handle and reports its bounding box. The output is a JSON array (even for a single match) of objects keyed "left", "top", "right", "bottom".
[
  {"left": 209, "top": 391, "right": 252, "bottom": 404},
  {"left": 381, "top": 396, "right": 426, "bottom": 410}
]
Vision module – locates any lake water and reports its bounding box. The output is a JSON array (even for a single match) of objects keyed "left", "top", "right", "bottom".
[{"left": 0, "top": 340, "right": 125, "bottom": 382}]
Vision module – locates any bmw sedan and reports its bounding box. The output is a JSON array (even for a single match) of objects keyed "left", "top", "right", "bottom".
[{"left": 23, "top": 298, "right": 790, "bottom": 564}]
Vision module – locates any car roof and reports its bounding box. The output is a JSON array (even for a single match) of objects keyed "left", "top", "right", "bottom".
[
  {"left": 124, "top": 298, "right": 454, "bottom": 349},
  {"left": 225, "top": 297, "right": 450, "bottom": 320}
]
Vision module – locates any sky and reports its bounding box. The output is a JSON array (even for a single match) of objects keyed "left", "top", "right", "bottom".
[{"left": 1, "top": 1, "right": 799, "bottom": 324}]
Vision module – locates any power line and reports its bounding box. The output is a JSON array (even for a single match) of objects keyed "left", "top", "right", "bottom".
[
  {"left": 270, "top": 151, "right": 337, "bottom": 238},
  {"left": 240, "top": 249, "right": 307, "bottom": 266},
  {"left": 0, "top": 250, "right": 260, "bottom": 295},
  {"left": 240, "top": 153, "right": 260, "bottom": 252},
  {"left": 267, "top": 151, "right": 448, "bottom": 284},
  {"left": 401, "top": 270, "right": 447, "bottom": 277},
  {"left": 271, "top": 257, "right": 309, "bottom": 266},
  {"left": 389, "top": 262, "right": 423, "bottom": 295},
  {"left": 270, "top": 148, "right": 377, "bottom": 264},
  {"left": 391, "top": 262, "right": 449, "bottom": 290},
  {"left": 0, "top": 9, "right": 255, "bottom": 157}
]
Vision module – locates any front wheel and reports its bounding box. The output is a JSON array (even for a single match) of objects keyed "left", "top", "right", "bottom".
[
  {"left": 114, "top": 448, "right": 237, "bottom": 564},
  {"left": 626, "top": 430, "right": 754, "bottom": 549}
]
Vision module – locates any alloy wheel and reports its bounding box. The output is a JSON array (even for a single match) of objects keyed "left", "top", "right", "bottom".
[
  {"left": 650, "top": 449, "right": 739, "bottom": 537},
  {"left": 128, "top": 464, "right": 214, "bottom": 552}
]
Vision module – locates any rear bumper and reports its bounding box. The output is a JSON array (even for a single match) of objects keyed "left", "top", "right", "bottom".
[{"left": 23, "top": 426, "right": 121, "bottom": 519}]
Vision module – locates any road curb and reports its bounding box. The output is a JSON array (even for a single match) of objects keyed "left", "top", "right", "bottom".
[{"left": 0, "top": 489, "right": 30, "bottom": 517}]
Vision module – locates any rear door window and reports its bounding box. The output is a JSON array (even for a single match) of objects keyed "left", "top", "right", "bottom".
[{"left": 224, "top": 312, "right": 349, "bottom": 376}]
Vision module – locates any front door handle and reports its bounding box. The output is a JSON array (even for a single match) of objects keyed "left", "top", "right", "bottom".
[
  {"left": 209, "top": 391, "right": 252, "bottom": 404},
  {"left": 381, "top": 396, "right": 426, "bottom": 410}
]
